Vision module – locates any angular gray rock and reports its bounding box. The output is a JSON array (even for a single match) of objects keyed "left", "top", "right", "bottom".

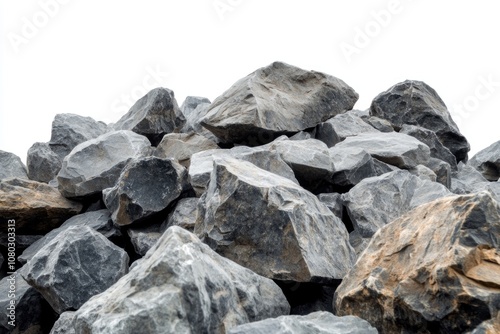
[
  {"left": 427, "top": 157, "right": 452, "bottom": 188},
  {"left": 318, "top": 193, "right": 343, "bottom": 220},
  {"left": 49, "top": 113, "right": 108, "bottom": 160},
  {"left": 180, "top": 96, "right": 217, "bottom": 141},
  {"left": 103, "top": 157, "right": 188, "bottom": 226},
  {"left": 155, "top": 132, "right": 218, "bottom": 167},
  {"left": 161, "top": 197, "right": 199, "bottom": 232},
  {"left": 227, "top": 311, "right": 377, "bottom": 334},
  {"left": 27, "top": 142, "right": 62, "bottom": 183},
  {"left": 201, "top": 61, "right": 358, "bottom": 144},
  {"left": 19, "top": 210, "right": 121, "bottom": 264},
  {"left": 363, "top": 116, "right": 394, "bottom": 132},
  {"left": 57, "top": 130, "right": 151, "bottom": 198},
  {"left": 316, "top": 112, "right": 379, "bottom": 147},
  {"left": 126, "top": 224, "right": 162, "bottom": 256},
  {"left": 113, "top": 87, "right": 185, "bottom": 145},
  {"left": 408, "top": 164, "right": 437, "bottom": 182},
  {"left": 333, "top": 132, "right": 431, "bottom": 169},
  {"left": 0, "top": 150, "right": 28, "bottom": 180},
  {"left": 50, "top": 311, "right": 76, "bottom": 334},
  {"left": 195, "top": 157, "right": 356, "bottom": 283},
  {"left": 22, "top": 226, "right": 129, "bottom": 314},
  {"left": 370, "top": 80, "right": 470, "bottom": 162},
  {"left": 335, "top": 192, "right": 500, "bottom": 333},
  {"left": 451, "top": 162, "right": 490, "bottom": 194},
  {"left": 73, "top": 226, "right": 290, "bottom": 334},
  {"left": 468, "top": 140, "right": 500, "bottom": 181}
]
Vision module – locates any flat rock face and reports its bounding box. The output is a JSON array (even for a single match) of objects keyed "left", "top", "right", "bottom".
[
  {"left": 162, "top": 197, "right": 199, "bottom": 232},
  {"left": 126, "top": 225, "right": 162, "bottom": 256},
  {"left": 72, "top": 226, "right": 290, "bottom": 334},
  {"left": 195, "top": 157, "right": 356, "bottom": 283},
  {"left": 468, "top": 140, "right": 500, "bottom": 181},
  {"left": 227, "top": 311, "right": 378, "bottom": 334},
  {"left": 0, "top": 178, "right": 82, "bottom": 235},
  {"left": 333, "top": 132, "right": 431, "bottom": 169},
  {"left": 201, "top": 61, "right": 358, "bottom": 144},
  {"left": 22, "top": 226, "right": 129, "bottom": 314},
  {"left": 335, "top": 192, "right": 500, "bottom": 333},
  {"left": 316, "top": 112, "right": 380, "bottom": 147},
  {"left": 113, "top": 87, "right": 185, "bottom": 145},
  {"left": 155, "top": 132, "right": 218, "bottom": 167},
  {"left": 57, "top": 130, "right": 151, "bottom": 198},
  {"left": 0, "top": 150, "right": 28, "bottom": 180},
  {"left": 103, "top": 157, "right": 188, "bottom": 226},
  {"left": 27, "top": 142, "right": 62, "bottom": 183},
  {"left": 370, "top": 80, "right": 470, "bottom": 162},
  {"left": 451, "top": 162, "right": 490, "bottom": 194}
]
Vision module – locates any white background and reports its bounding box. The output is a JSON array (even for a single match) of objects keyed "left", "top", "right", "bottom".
[{"left": 1, "top": 0, "right": 499, "bottom": 163}]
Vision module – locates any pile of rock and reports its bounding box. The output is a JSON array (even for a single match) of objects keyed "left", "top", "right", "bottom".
[{"left": 0, "top": 61, "right": 499, "bottom": 333}]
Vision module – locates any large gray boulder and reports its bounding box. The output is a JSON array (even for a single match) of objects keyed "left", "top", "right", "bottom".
[
  {"left": 155, "top": 132, "right": 218, "bottom": 167},
  {"left": 316, "top": 112, "right": 380, "bottom": 147},
  {"left": 195, "top": 157, "right": 356, "bottom": 283},
  {"left": 103, "top": 157, "right": 188, "bottom": 226},
  {"left": 227, "top": 311, "right": 377, "bottom": 334},
  {"left": 113, "top": 87, "right": 185, "bottom": 145},
  {"left": 335, "top": 192, "right": 500, "bottom": 333},
  {"left": 201, "top": 62, "right": 358, "bottom": 145},
  {"left": 468, "top": 140, "right": 500, "bottom": 181},
  {"left": 57, "top": 130, "right": 151, "bottom": 198},
  {"left": 22, "top": 226, "right": 129, "bottom": 314},
  {"left": 0, "top": 150, "right": 28, "bottom": 180},
  {"left": 50, "top": 312, "right": 76, "bottom": 334},
  {"left": 27, "top": 142, "right": 62, "bottom": 183},
  {"left": 73, "top": 226, "right": 290, "bottom": 334},
  {"left": 370, "top": 80, "right": 470, "bottom": 162}
]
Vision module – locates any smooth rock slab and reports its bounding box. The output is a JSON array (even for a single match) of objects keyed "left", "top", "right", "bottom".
[
  {"left": 227, "top": 311, "right": 377, "bottom": 334},
  {"left": 195, "top": 157, "right": 356, "bottom": 283},
  {"left": 27, "top": 142, "right": 62, "bottom": 183},
  {"left": 335, "top": 192, "right": 500, "bottom": 333},
  {"left": 22, "top": 226, "right": 129, "bottom": 314},
  {"left": 155, "top": 132, "right": 218, "bottom": 167},
  {"left": 468, "top": 140, "right": 500, "bottom": 181},
  {"left": 73, "top": 226, "right": 290, "bottom": 334},
  {"left": 201, "top": 61, "right": 358, "bottom": 144},
  {"left": 0, "top": 150, "right": 28, "bottom": 180}
]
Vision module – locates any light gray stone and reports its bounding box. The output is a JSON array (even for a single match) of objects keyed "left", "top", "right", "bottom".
[
  {"left": 364, "top": 116, "right": 394, "bottom": 132},
  {"left": 316, "top": 112, "right": 379, "bottom": 147},
  {"left": 180, "top": 96, "right": 217, "bottom": 141},
  {"left": 155, "top": 132, "right": 218, "bottom": 167},
  {"left": 451, "top": 162, "right": 490, "bottom": 194},
  {"left": 0, "top": 150, "right": 28, "bottom": 180},
  {"left": 468, "top": 140, "right": 500, "bottom": 181},
  {"left": 50, "top": 312, "right": 76, "bottom": 334},
  {"left": 318, "top": 193, "right": 343, "bottom": 220},
  {"left": 408, "top": 164, "right": 437, "bottom": 182}
]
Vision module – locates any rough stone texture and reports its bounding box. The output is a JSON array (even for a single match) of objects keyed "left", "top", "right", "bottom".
[
  {"left": 19, "top": 210, "right": 121, "bottom": 264},
  {"left": 161, "top": 197, "right": 199, "bottom": 232},
  {"left": 201, "top": 61, "right": 358, "bottom": 144},
  {"left": 370, "top": 80, "right": 470, "bottom": 162},
  {"left": 316, "top": 112, "right": 379, "bottom": 147},
  {"left": 468, "top": 140, "right": 500, "bottom": 181},
  {"left": 317, "top": 193, "right": 343, "bottom": 220},
  {"left": 334, "top": 132, "right": 430, "bottom": 169},
  {"left": 408, "top": 164, "right": 437, "bottom": 182},
  {"left": 0, "top": 150, "right": 28, "bottom": 180},
  {"left": 227, "top": 311, "right": 378, "bottom": 334},
  {"left": 468, "top": 314, "right": 500, "bottom": 334},
  {"left": 195, "top": 157, "right": 356, "bottom": 283},
  {"left": 27, "top": 142, "right": 62, "bottom": 183},
  {"left": 342, "top": 170, "right": 451, "bottom": 254},
  {"left": 0, "top": 178, "right": 82, "bottom": 235},
  {"left": 49, "top": 312, "right": 76, "bottom": 334},
  {"left": 113, "top": 87, "right": 185, "bottom": 145},
  {"left": 22, "top": 226, "right": 129, "bottom": 314},
  {"left": 427, "top": 157, "right": 452, "bottom": 188},
  {"left": 400, "top": 124, "right": 458, "bottom": 169},
  {"left": 335, "top": 192, "right": 500, "bottom": 334},
  {"left": 452, "top": 162, "right": 490, "bottom": 194},
  {"left": 364, "top": 116, "right": 394, "bottom": 132},
  {"left": 180, "top": 96, "right": 217, "bottom": 141},
  {"left": 49, "top": 113, "right": 108, "bottom": 160},
  {"left": 57, "top": 130, "right": 151, "bottom": 198},
  {"left": 73, "top": 226, "right": 290, "bottom": 334},
  {"left": 126, "top": 224, "right": 162, "bottom": 256},
  {"left": 103, "top": 157, "right": 188, "bottom": 226},
  {"left": 155, "top": 132, "right": 218, "bottom": 167}
]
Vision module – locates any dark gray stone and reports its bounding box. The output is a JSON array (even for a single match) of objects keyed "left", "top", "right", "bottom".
[
  {"left": 126, "top": 225, "right": 162, "bottom": 256},
  {"left": 161, "top": 197, "right": 199, "bottom": 232},
  {"left": 364, "top": 116, "right": 394, "bottom": 132},
  {"left": 427, "top": 157, "right": 452, "bottom": 188},
  {"left": 103, "top": 157, "right": 188, "bottom": 226},
  {"left": 113, "top": 87, "right": 185, "bottom": 145},
  {"left": 316, "top": 112, "right": 379, "bottom": 147},
  {"left": 73, "top": 226, "right": 290, "bottom": 334},
  {"left": 201, "top": 62, "right": 358, "bottom": 145},
  {"left": 155, "top": 132, "right": 218, "bottom": 167},
  {"left": 451, "top": 162, "right": 490, "bottom": 194},
  {"left": 27, "top": 142, "right": 62, "bottom": 183},
  {"left": 50, "top": 311, "right": 76, "bottom": 334},
  {"left": 318, "top": 193, "right": 343, "bottom": 220},
  {"left": 468, "top": 140, "right": 500, "bottom": 181},
  {"left": 0, "top": 150, "right": 28, "bottom": 180},
  {"left": 370, "top": 80, "right": 470, "bottom": 162},
  {"left": 22, "top": 226, "right": 129, "bottom": 314}
]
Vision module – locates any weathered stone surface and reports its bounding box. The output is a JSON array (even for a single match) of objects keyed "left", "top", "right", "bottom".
[
  {"left": 113, "top": 88, "right": 185, "bottom": 145},
  {"left": 370, "top": 80, "right": 470, "bottom": 162},
  {"left": 161, "top": 197, "right": 199, "bottom": 232},
  {"left": 335, "top": 192, "right": 500, "bottom": 333},
  {"left": 126, "top": 224, "right": 162, "bottom": 256},
  {"left": 334, "top": 132, "right": 430, "bottom": 169},
  {"left": 400, "top": 124, "right": 458, "bottom": 169},
  {"left": 19, "top": 210, "right": 121, "bottom": 264},
  {"left": 228, "top": 311, "right": 377, "bottom": 334},
  {"left": 73, "top": 226, "right": 290, "bottom": 334},
  {"left": 49, "top": 113, "right": 108, "bottom": 160},
  {"left": 289, "top": 130, "right": 315, "bottom": 141},
  {"left": 201, "top": 61, "right": 358, "bottom": 144},
  {"left": 0, "top": 150, "right": 28, "bottom": 180},
  {"left": 408, "top": 164, "right": 437, "bottom": 182},
  {"left": 0, "top": 178, "right": 82, "bottom": 235},
  {"left": 103, "top": 157, "right": 188, "bottom": 226},
  {"left": 427, "top": 157, "right": 452, "bottom": 188},
  {"left": 468, "top": 314, "right": 500, "bottom": 334},
  {"left": 27, "top": 142, "right": 62, "bottom": 183},
  {"left": 49, "top": 311, "right": 76, "bottom": 334},
  {"left": 180, "top": 96, "right": 217, "bottom": 141},
  {"left": 364, "top": 116, "right": 394, "bottom": 132},
  {"left": 468, "top": 140, "right": 500, "bottom": 181},
  {"left": 195, "top": 157, "right": 355, "bottom": 283},
  {"left": 451, "top": 162, "right": 490, "bottom": 194},
  {"left": 316, "top": 112, "right": 379, "bottom": 147},
  {"left": 343, "top": 170, "right": 451, "bottom": 254},
  {"left": 57, "top": 130, "right": 151, "bottom": 198},
  {"left": 155, "top": 132, "right": 218, "bottom": 167},
  {"left": 22, "top": 226, "right": 129, "bottom": 314},
  {"left": 318, "top": 193, "right": 343, "bottom": 220}
]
